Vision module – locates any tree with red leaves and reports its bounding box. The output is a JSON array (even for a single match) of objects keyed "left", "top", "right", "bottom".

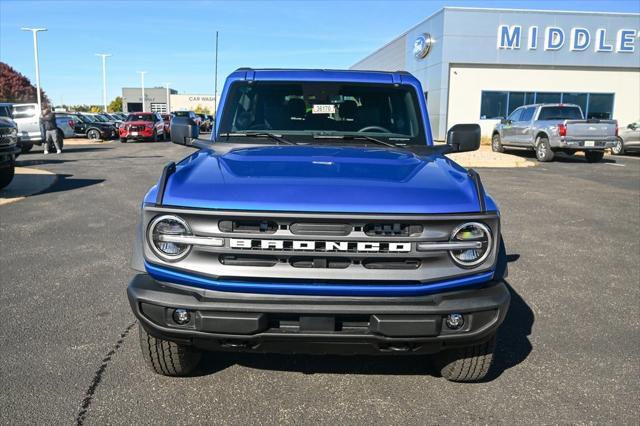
[{"left": 0, "top": 62, "right": 51, "bottom": 106}]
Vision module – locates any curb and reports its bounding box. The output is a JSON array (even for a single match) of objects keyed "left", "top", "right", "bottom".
[{"left": 0, "top": 167, "right": 58, "bottom": 206}]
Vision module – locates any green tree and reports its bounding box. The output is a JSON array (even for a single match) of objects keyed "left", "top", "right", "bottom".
[
  {"left": 194, "top": 104, "right": 211, "bottom": 115},
  {"left": 108, "top": 96, "right": 122, "bottom": 112},
  {"left": 89, "top": 105, "right": 102, "bottom": 113}
]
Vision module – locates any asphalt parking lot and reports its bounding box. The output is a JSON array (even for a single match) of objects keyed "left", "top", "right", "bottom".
[{"left": 1, "top": 141, "right": 638, "bottom": 424}]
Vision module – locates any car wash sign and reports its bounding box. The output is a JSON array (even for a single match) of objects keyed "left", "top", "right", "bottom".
[{"left": 497, "top": 25, "right": 637, "bottom": 52}]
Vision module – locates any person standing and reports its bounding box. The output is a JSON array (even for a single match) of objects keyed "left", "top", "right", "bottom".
[{"left": 41, "top": 107, "right": 61, "bottom": 154}]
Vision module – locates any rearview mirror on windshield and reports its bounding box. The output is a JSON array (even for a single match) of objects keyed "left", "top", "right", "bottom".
[
  {"left": 170, "top": 116, "right": 200, "bottom": 146},
  {"left": 446, "top": 124, "right": 481, "bottom": 153}
]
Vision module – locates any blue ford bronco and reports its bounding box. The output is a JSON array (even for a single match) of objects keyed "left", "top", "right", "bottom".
[{"left": 128, "top": 69, "right": 510, "bottom": 382}]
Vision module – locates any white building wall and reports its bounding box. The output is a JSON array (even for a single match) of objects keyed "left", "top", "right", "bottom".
[
  {"left": 447, "top": 65, "right": 640, "bottom": 139},
  {"left": 351, "top": 34, "right": 407, "bottom": 71},
  {"left": 170, "top": 94, "right": 218, "bottom": 113}
]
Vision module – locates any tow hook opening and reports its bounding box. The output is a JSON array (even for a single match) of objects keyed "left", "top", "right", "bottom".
[{"left": 378, "top": 343, "right": 420, "bottom": 352}]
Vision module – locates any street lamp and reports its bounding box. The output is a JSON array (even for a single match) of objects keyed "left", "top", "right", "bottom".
[
  {"left": 21, "top": 27, "right": 47, "bottom": 113},
  {"left": 164, "top": 82, "right": 171, "bottom": 113},
  {"left": 96, "top": 53, "right": 112, "bottom": 112},
  {"left": 137, "top": 71, "right": 147, "bottom": 112}
]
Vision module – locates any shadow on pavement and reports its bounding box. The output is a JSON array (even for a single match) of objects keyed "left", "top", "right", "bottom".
[
  {"left": 17, "top": 158, "right": 78, "bottom": 167},
  {"left": 39, "top": 174, "right": 105, "bottom": 195}
]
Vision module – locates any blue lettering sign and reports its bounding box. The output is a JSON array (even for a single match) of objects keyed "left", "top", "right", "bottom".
[
  {"left": 570, "top": 28, "right": 590, "bottom": 51},
  {"left": 617, "top": 29, "right": 637, "bottom": 52},
  {"left": 545, "top": 27, "right": 565, "bottom": 50},
  {"left": 595, "top": 29, "right": 613, "bottom": 52},
  {"left": 497, "top": 25, "right": 521, "bottom": 49},
  {"left": 528, "top": 26, "right": 538, "bottom": 50}
]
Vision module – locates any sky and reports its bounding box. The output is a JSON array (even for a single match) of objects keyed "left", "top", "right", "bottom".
[{"left": 1, "top": 0, "right": 639, "bottom": 105}]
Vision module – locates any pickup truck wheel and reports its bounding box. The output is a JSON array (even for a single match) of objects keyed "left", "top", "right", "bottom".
[
  {"left": 138, "top": 324, "right": 201, "bottom": 376},
  {"left": 0, "top": 163, "right": 16, "bottom": 190},
  {"left": 120, "top": 138, "right": 127, "bottom": 143},
  {"left": 585, "top": 150, "right": 605, "bottom": 163},
  {"left": 611, "top": 138, "right": 625, "bottom": 155},
  {"left": 491, "top": 134, "right": 504, "bottom": 153},
  {"left": 20, "top": 142, "right": 34, "bottom": 153},
  {"left": 535, "top": 137, "right": 554, "bottom": 162},
  {"left": 436, "top": 334, "right": 496, "bottom": 382}
]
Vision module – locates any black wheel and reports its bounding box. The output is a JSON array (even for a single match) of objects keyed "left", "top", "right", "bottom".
[
  {"left": 535, "top": 136, "right": 554, "bottom": 162},
  {"left": 0, "top": 163, "right": 16, "bottom": 190},
  {"left": 585, "top": 150, "right": 605, "bottom": 163},
  {"left": 87, "top": 129, "right": 101, "bottom": 140},
  {"left": 435, "top": 335, "right": 496, "bottom": 382},
  {"left": 491, "top": 133, "right": 504, "bottom": 153},
  {"left": 152, "top": 130, "right": 158, "bottom": 142},
  {"left": 20, "top": 142, "right": 34, "bottom": 153},
  {"left": 138, "top": 324, "right": 201, "bottom": 376},
  {"left": 120, "top": 138, "right": 127, "bottom": 143},
  {"left": 611, "top": 137, "right": 625, "bottom": 155}
]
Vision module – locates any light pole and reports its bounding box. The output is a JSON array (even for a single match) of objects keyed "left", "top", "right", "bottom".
[
  {"left": 96, "top": 53, "right": 111, "bottom": 112},
  {"left": 137, "top": 71, "right": 147, "bottom": 112},
  {"left": 214, "top": 31, "right": 219, "bottom": 118},
  {"left": 21, "top": 27, "right": 47, "bottom": 113},
  {"left": 165, "top": 82, "right": 171, "bottom": 113}
]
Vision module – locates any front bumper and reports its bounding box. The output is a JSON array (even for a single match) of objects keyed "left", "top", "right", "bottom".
[
  {"left": 120, "top": 129, "right": 153, "bottom": 140},
  {"left": 0, "top": 143, "right": 19, "bottom": 167},
  {"left": 128, "top": 273, "right": 510, "bottom": 355}
]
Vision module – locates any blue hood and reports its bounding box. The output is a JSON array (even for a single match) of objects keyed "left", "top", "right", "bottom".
[{"left": 151, "top": 146, "right": 486, "bottom": 214}]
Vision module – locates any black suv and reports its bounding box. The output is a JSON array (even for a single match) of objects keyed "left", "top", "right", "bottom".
[
  {"left": 0, "top": 104, "right": 19, "bottom": 189},
  {"left": 65, "top": 113, "right": 116, "bottom": 140}
]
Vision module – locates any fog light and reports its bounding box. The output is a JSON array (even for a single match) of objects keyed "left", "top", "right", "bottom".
[
  {"left": 173, "top": 309, "right": 191, "bottom": 325},
  {"left": 445, "top": 313, "right": 464, "bottom": 330}
]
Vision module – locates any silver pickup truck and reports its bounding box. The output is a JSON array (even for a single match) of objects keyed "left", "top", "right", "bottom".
[{"left": 492, "top": 103, "right": 617, "bottom": 162}]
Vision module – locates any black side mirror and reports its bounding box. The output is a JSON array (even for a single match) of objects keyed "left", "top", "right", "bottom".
[
  {"left": 500, "top": 118, "right": 511, "bottom": 125},
  {"left": 447, "top": 123, "right": 481, "bottom": 153},
  {"left": 628, "top": 123, "right": 636, "bottom": 130},
  {"left": 170, "top": 116, "right": 200, "bottom": 145}
]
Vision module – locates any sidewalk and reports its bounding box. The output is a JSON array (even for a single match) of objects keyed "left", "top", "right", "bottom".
[
  {"left": 446, "top": 145, "right": 536, "bottom": 168},
  {"left": 0, "top": 167, "right": 57, "bottom": 206}
]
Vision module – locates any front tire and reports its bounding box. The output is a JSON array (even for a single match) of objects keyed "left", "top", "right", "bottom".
[
  {"left": 20, "top": 142, "right": 34, "bottom": 153},
  {"left": 436, "top": 335, "right": 496, "bottom": 382},
  {"left": 535, "top": 136, "right": 554, "bottom": 162},
  {"left": 138, "top": 325, "right": 201, "bottom": 376},
  {"left": 491, "top": 133, "right": 504, "bottom": 153},
  {"left": 611, "top": 137, "right": 625, "bottom": 155},
  {"left": 120, "top": 138, "right": 127, "bottom": 143},
  {"left": 87, "top": 129, "right": 101, "bottom": 140},
  {"left": 585, "top": 150, "right": 605, "bottom": 163},
  {"left": 0, "top": 163, "right": 16, "bottom": 190}
]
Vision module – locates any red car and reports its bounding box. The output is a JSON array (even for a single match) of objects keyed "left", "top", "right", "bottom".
[
  {"left": 119, "top": 112, "right": 166, "bottom": 142},
  {"left": 161, "top": 113, "right": 172, "bottom": 136}
]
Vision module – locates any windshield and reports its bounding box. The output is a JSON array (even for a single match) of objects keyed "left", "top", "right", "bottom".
[
  {"left": 538, "top": 106, "right": 583, "bottom": 120},
  {"left": 0, "top": 105, "right": 12, "bottom": 118},
  {"left": 126, "top": 113, "right": 153, "bottom": 122},
  {"left": 219, "top": 81, "right": 426, "bottom": 145},
  {"left": 174, "top": 111, "right": 191, "bottom": 117},
  {"left": 79, "top": 114, "right": 96, "bottom": 122}
]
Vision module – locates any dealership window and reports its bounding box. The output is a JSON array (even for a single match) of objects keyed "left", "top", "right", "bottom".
[
  {"left": 480, "top": 91, "right": 614, "bottom": 119},
  {"left": 150, "top": 103, "right": 167, "bottom": 113}
]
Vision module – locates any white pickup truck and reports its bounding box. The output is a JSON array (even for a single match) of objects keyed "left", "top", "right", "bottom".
[
  {"left": 12, "top": 103, "right": 74, "bottom": 153},
  {"left": 491, "top": 103, "right": 617, "bottom": 162}
]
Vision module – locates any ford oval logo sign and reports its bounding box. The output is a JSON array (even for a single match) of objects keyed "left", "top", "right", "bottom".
[{"left": 413, "top": 33, "right": 432, "bottom": 59}]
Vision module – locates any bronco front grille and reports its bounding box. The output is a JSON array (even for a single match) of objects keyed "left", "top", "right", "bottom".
[{"left": 143, "top": 207, "right": 500, "bottom": 283}]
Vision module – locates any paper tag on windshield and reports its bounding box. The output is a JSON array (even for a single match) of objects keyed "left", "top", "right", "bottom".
[{"left": 312, "top": 104, "right": 335, "bottom": 114}]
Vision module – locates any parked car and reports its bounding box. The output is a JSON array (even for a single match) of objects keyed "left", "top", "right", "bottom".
[
  {"left": 119, "top": 112, "right": 166, "bottom": 142},
  {"left": 161, "top": 113, "right": 172, "bottom": 136},
  {"left": 130, "top": 68, "right": 508, "bottom": 383},
  {"left": 12, "top": 103, "right": 73, "bottom": 152},
  {"left": 173, "top": 110, "right": 200, "bottom": 127},
  {"left": 492, "top": 103, "right": 618, "bottom": 162},
  {"left": 0, "top": 112, "right": 19, "bottom": 189},
  {"left": 63, "top": 113, "right": 116, "bottom": 140},
  {"left": 196, "top": 113, "right": 212, "bottom": 131},
  {"left": 611, "top": 121, "right": 640, "bottom": 155}
]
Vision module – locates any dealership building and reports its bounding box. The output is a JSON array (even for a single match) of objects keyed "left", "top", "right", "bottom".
[
  {"left": 121, "top": 87, "right": 217, "bottom": 114},
  {"left": 351, "top": 7, "right": 640, "bottom": 140}
]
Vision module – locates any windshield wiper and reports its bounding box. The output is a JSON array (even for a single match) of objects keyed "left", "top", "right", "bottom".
[
  {"left": 313, "top": 133, "right": 399, "bottom": 149},
  {"left": 222, "top": 132, "right": 295, "bottom": 145}
]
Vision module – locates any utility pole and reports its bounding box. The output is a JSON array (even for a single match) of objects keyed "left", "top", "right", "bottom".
[
  {"left": 96, "top": 53, "right": 112, "bottom": 112},
  {"left": 214, "top": 31, "right": 219, "bottom": 118},
  {"left": 137, "top": 71, "right": 147, "bottom": 112},
  {"left": 165, "top": 83, "right": 171, "bottom": 113},
  {"left": 21, "top": 27, "right": 47, "bottom": 112}
]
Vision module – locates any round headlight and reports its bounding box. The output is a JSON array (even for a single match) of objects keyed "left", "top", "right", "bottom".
[
  {"left": 449, "top": 222, "right": 492, "bottom": 268},
  {"left": 148, "top": 215, "right": 192, "bottom": 261}
]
